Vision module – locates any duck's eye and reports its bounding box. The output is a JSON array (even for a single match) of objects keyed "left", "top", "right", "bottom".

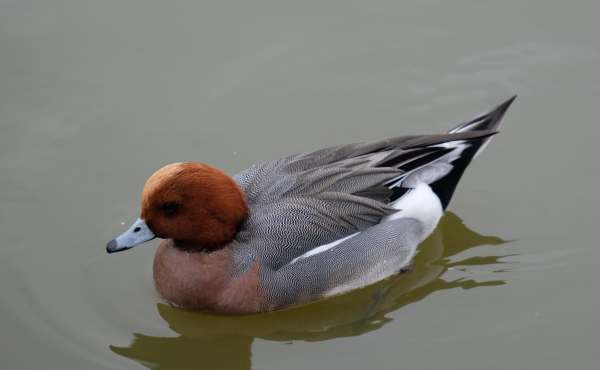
[{"left": 160, "top": 202, "right": 180, "bottom": 216}]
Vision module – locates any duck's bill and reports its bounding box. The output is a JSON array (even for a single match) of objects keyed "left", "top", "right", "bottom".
[{"left": 106, "top": 218, "right": 156, "bottom": 254}]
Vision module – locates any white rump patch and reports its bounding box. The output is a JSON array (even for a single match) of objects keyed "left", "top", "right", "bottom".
[{"left": 382, "top": 182, "right": 443, "bottom": 238}]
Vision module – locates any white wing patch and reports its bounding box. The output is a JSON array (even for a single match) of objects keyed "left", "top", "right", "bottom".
[{"left": 289, "top": 232, "right": 359, "bottom": 265}]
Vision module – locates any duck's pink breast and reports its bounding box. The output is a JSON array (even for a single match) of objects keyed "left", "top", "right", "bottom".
[{"left": 153, "top": 240, "right": 263, "bottom": 314}]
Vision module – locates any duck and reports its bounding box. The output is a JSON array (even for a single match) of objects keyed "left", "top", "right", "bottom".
[{"left": 106, "top": 96, "right": 516, "bottom": 314}]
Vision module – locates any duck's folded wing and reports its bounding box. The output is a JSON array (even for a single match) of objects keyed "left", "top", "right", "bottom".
[
  {"left": 234, "top": 130, "right": 496, "bottom": 268},
  {"left": 236, "top": 169, "right": 400, "bottom": 269},
  {"left": 260, "top": 217, "right": 425, "bottom": 310}
]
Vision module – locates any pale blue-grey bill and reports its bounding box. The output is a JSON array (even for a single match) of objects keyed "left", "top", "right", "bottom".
[{"left": 106, "top": 218, "right": 155, "bottom": 253}]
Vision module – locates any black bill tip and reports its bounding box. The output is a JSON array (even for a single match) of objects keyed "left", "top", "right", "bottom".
[{"left": 106, "top": 239, "right": 118, "bottom": 254}]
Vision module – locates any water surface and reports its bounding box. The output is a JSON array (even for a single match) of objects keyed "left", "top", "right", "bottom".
[{"left": 1, "top": 1, "right": 599, "bottom": 369}]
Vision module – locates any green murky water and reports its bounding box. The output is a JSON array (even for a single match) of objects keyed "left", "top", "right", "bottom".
[{"left": 1, "top": 1, "right": 599, "bottom": 369}]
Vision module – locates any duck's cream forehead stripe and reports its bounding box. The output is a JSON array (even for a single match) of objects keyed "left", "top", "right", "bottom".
[{"left": 142, "top": 162, "right": 186, "bottom": 201}]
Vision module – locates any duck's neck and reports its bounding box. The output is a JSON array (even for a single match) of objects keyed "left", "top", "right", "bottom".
[
  {"left": 171, "top": 239, "right": 229, "bottom": 253},
  {"left": 170, "top": 214, "right": 246, "bottom": 252},
  {"left": 153, "top": 239, "right": 262, "bottom": 313}
]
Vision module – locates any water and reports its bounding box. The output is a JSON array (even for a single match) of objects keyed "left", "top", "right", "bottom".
[{"left": 1, "top": 1, "right": 599, "bottom": 369}]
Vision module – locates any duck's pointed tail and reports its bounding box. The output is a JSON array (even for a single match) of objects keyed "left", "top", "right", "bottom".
[
  {"left": 447, "top": 94, "right": 516, "bottom": 158},
  {"left": 448, "top": 95, "right": 517, "bottom": 134},
  {"left": 431, "top": 95, "right": 517, "bottom": 208},
  {"left": 386, "top": 96, "right": 516, "bottom": 209}
]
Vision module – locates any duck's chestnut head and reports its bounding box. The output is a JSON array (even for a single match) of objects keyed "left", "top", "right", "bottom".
[{"left": 107, "top": 162, "right": 248, "bottom": 253}]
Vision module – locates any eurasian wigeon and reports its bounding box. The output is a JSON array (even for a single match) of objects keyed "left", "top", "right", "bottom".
[{"left": 107, "top": 96, "right": 516, "bottom": 314}]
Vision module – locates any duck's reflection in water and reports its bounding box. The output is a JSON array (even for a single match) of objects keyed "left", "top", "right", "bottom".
[{"left": 110, "top": 212, "right": 511, "bottom": 370}]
